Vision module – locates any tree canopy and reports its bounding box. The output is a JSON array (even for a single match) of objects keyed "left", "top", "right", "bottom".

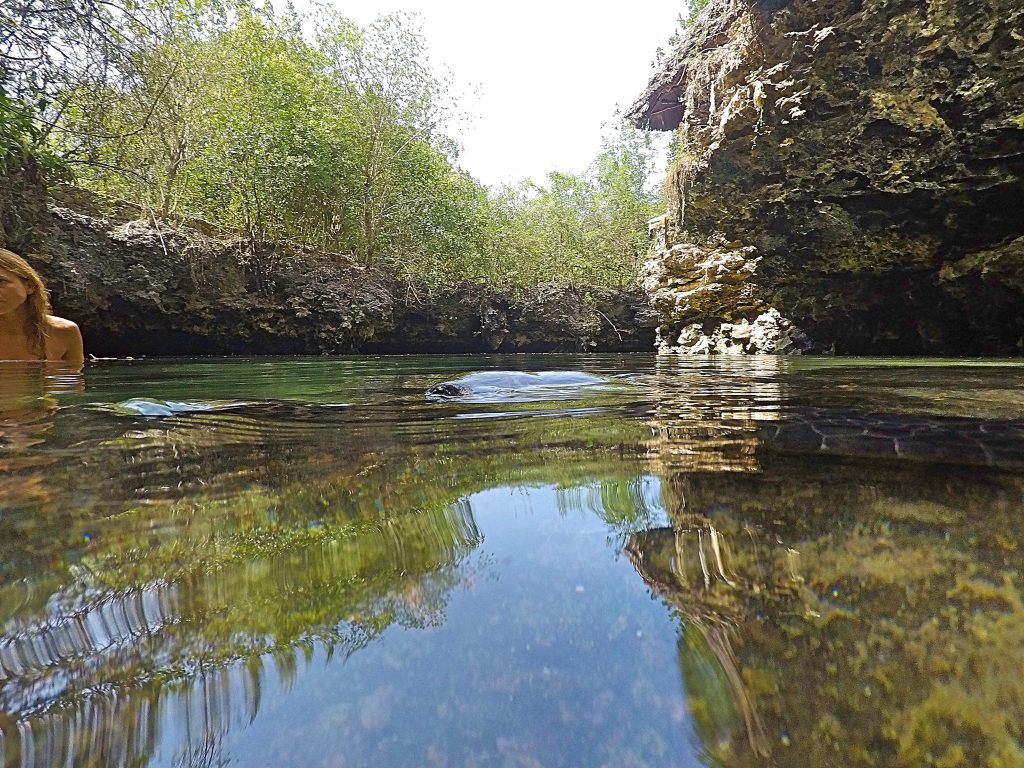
[{"left": 4, "top": 0, "right": 663, "bottom": 291}]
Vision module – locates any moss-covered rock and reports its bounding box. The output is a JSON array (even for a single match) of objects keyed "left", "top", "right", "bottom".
[{"left": 629, "top": 0, "right": 1024, "bottom": 354}]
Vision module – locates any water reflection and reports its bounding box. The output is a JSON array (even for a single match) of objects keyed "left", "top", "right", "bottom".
[
  {"left": 646, "top": 357, "right": 785, "bottom": 474},
  {"left": 3, "top": 653, "right": 266, "bottom": 768},
  {"left": 2, "top": 356, "right": 1024, "bottom": 767},
  {"left": 640, "top": 451, "right": 1024, "bottom": 765},
  {"left": 626, "top": 521, "right": 771, "bottom": 765},
  {"left": 647, "top": 356, "right": 1024, "bottom": 473},
  {"left": 629, "top": 357, "right": 1024, "bottom": 765},
  {"left": 0, "top": 364, "right": 661, "bottom": 768},
  {"left": 1, "top": 495, "right": 481, "bottom": 767},
  {"left": 0, "top": 364, "right": 84, "bottom": 527}
]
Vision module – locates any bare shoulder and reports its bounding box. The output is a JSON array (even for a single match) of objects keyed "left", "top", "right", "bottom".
[
  {"left": 45, "top": 315, "right": 85, "bottom": 364},
  {"left": 46, "top": 315, "right": 80, "bottom": 333}
]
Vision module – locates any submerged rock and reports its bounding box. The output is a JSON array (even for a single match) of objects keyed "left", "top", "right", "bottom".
[
  {"left": 629, "top": 0, "right": 1024, "bottom": 354},
  {"left": 761, "top": 408, "right": 1024, "bottom": 469}
]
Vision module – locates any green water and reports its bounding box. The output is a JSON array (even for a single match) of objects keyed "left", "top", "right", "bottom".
[{"left": 1, "top": 355, "right": 1023, "bottom": 767}]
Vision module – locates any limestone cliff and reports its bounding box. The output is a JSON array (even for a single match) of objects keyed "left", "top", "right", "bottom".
[
  {"left": 629, "top": 0, "right": 1024, "bottom": 354},
  {"left": 1, "top": 183, "right": 655, "bottom": 356}
]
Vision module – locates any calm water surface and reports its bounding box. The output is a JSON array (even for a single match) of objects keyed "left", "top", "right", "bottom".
[{"left": 2, "top": 355, "right": 1024, "bottom": 767}]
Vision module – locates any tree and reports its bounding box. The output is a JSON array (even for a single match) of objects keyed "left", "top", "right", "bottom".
[
  {"left": 318, "top": 12, "right": 457, "bottom": 265},
  {"left": 0, "top": 0, "right": 199, "bottom": 159},
  {"left": 36, "top": 3, "right": 659, "bottom": 294},
  {"left": 591, "top": 121, "right": 661, "bottom": 281},
  {"left": 477, "top": 121, "right": 660, "bottom": 289},
  {"left": 188, "top": 10, "right": 337, "bottom": 243}
]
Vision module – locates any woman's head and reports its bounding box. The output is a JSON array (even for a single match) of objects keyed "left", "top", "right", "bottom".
[{"left": 0, "top": 248, "right": 52, "bottom": 354}]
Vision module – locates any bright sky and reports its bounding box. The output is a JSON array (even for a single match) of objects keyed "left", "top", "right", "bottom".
[{"left": 313, "top": 1, "right": 684, "bottom": 188}]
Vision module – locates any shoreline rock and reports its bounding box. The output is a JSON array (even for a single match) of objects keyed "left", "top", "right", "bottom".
[
  {"left": 628, "top": 0, "right": 1024, "bottom": 355},
  {"left": 3, "top": 184, "right": 656, "bottom": 356}
]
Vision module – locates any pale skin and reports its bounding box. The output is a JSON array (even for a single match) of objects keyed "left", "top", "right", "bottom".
[{"left": 0, "top": 267, "right": 84, "bottom": 365}]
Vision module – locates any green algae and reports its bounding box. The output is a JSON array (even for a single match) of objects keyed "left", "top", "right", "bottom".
[
  {"left": 770, "top": 519, "right": 1024, "bottom": 766},
  {"left": 802, "top": 527, "right": 965, "bottom": 588},
  {"left": 870, "top": 498, "right": 965, "bottom": 527},
  {"left": 643, "top": 431, "right": 1024, "bottom": 768},
  {"left": 886, "top": 575, "right": 1024, "bottom": 767}
]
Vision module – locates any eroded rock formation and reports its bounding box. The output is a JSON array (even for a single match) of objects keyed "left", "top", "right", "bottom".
[
  {"left": 1, "top": 183, "right": 655, "bottom": 355},
  {"left": 629, "top": 0, "right": 1024, "bottom": 354}
]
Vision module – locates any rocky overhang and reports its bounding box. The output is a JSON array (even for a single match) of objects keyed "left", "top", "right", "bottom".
[{"left": 629, "top": 0, "right": 1024, "bottom": 355}]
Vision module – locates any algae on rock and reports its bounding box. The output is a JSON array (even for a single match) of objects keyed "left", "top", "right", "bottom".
[{"left": 629, "top": 0, "right": 1024, "bottom": 354}]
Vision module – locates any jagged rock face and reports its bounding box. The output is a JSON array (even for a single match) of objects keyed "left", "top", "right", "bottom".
[
  {"left": 5, "top": 184, "right": 655, "bottom": 356},
  {"left": 44, "top": 206, "right": 395, "bottom": 356},
  {"left": 0, "top": 156, "right": 50, "bottom": 251},
  {"left": 368, "top": 282, "right": 657, "bottom": 354},
  {"left": 630, "top": 0, "right": 1024, "bottom": 354}
]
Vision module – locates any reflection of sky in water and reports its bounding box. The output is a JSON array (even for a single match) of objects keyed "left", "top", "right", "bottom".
[
  {"left": 2, "top": 478, "right": 736, "bottom": 768},
  {"left": 160, "top": 484, "right": 706, "bottom": 768}
]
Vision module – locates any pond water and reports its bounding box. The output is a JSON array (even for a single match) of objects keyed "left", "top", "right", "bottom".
[{"left": 2, "top": 355, "right": 1024, "bottom": 768}]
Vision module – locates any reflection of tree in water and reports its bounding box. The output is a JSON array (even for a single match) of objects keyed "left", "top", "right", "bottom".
[
  {"left": 9, "top": 356, "right": 1024, "bottom": 766},
  {"left": 0, "top": 495, "right": 480, "bottom": 768},
  {"left": 0, "top": 401, "right": 434, "bottom": 596},
  {"left": 5, "top": 662, "right": 244, "bottom": 768},
  {"left": 555, "top": 475, "right": 665, "bottom": 533},
  {"left": 0, "top": 380, "right": 653, "bottom": 575},
  {"left": 0, "top": 388, "right": 653, "bottom": 768}
]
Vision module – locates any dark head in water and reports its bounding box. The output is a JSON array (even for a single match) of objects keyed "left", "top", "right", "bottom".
[
  {"left": 427, "top": 382, "right": 473, "bottom": 399},
  {"left": 425, "top": 371, "right": 611, "bottom": 402}
]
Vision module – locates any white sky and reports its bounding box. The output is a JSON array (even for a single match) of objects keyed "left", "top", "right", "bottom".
[{"left": 309, "top": 1, "right": 684, "bottom": 188}]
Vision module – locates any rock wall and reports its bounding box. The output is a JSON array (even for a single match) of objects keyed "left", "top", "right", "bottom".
[
  {"left": 3, "top": 183, "right": 655, "bottom": 356},
  {"left": 375, "top": 282, "right": 655, "bottom": 354},
  {"left": 41, "top": 203, "right": 394, "bottom": 356},
  {"left": 629, "top": 0, "right": 1024, "bottom": 354},
  {"left": 0, "top": 153, "right": 51, "bottom": 253}
]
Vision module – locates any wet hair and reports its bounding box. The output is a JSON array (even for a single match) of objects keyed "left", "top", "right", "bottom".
[{"left": 0, "top": 248, "right": 52, "bottom": 357}]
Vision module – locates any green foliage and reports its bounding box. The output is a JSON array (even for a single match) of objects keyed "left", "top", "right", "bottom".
[
  {"left": 477, "top": 122, "right": 661, "bottom": 288},
  {"left": 688, "top": 0, "right": 711, "bottom": 22},
  {"left": 1, "top": 0, "right": 208, "bottom": 173},
  {"left": 0, "top": 89, "right": 39, "bottom": 163},
  {"left": 39, "top": 1, "right": 661, "bottom": 291}
]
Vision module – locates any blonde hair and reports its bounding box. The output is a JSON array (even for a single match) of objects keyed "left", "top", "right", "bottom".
[{"left": 0, "top": 248, "right": 52, "bottom": 356}]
